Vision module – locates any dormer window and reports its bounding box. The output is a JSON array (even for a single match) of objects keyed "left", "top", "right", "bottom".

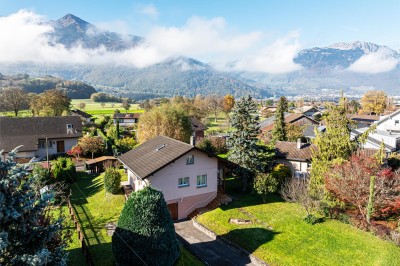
[
  {"left": 186, "top": 155, "right": 194, "bottom": 165},
  {"left": 67, "top": 124, "right": 73, "bottom": 134}
]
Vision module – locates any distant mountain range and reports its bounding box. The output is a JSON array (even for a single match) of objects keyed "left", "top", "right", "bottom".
[{"left": 0, "top": 14, "right": 398, "bottom": 99}]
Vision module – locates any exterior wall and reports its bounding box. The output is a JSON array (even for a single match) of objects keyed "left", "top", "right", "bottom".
[
  {"left": 166, "top": 192, "right": 216, "bottom": 220},
  {"left": 3, "top": 151, "right": 36, "bottom": 160},
  {"left": 114, "top": 118, "right": 136, "bottom": 126},
  {"left": 377, "top": 112, "right": 400, "bottom": 132},
  {"left": 36, "top": 138, "right": 79, "bottom": 157},
  {"left": 126, "top": 149, "right": 219, "bottom": 219},
  {"left": 276, "top": 158, "right": 309, "bottom": 175}
]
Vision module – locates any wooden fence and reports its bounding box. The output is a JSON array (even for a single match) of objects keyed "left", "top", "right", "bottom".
[{"left": 67, "top": 199, "right": 95, "bottom": 266}]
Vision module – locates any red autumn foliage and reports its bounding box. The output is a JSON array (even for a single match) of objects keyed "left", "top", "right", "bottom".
[
  {"left": 325, "top": 154, "right": 400, "bottom": 222},
  {"left": 66, "top": 145, "right": 82, "bottom": 160}
]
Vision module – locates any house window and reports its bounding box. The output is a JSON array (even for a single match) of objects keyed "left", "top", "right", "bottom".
[
  {"left": 186, "top": 155, "right": 194, "bottom": 165},
  {"left": 196, "top": 174, "right": 207, "bottom": 187},
  {"left": 38, "top": 140, "right": 45, "bottom": 149},
  {"left": 38, "top": 140, "right": 52, "bottom": 149},
  {"left": 67, "top": 124, "right": 73, "bottom": 129},
  {"left": 395, "top": 120, "right": 399, "bottom": 126},
  {"left": 178, "top": 177, "right": 190, "bottom": 187}
]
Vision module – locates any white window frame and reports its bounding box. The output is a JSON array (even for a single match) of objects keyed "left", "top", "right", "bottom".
[
  {"left": 395, "top": 120, "right": 399, "bottom": 126},
  {"left": 186, "top": 155, "right": 194, "bottom": 165},
  {"left": 67, "top": 124, "right": 73, "bottom": 129},
  {"left": 196, "top": 174, "right": 207, "bottom": 187},
  {"left": 178, "top": 177, "right": 190, "bottom": 187}
]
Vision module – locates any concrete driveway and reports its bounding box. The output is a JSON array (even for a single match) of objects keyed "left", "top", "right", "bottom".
[{"left": 175, "top": 220, "right": 258, "bottom": 266}]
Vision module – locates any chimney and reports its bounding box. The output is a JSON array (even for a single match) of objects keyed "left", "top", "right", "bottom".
[
  {"left": 297, "top": 138, "right": 302, "bottom": 149},
  {"left": 190, "top": 135, "right": 195, "bottom": 146}
]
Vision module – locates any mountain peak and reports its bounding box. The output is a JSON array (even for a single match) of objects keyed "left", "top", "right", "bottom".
[
  {"left": 56, "top": 13, "right": 91, "bottom": 30},
  {"left": 328, "top": 41, "right": 382, "bottom": 53}
]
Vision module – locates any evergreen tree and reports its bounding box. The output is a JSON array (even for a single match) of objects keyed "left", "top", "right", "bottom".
[
  {"left": 112, "top": 186, "right": 180, "bottom": 266},
  {"left": 0, "top": 149, "right": 68, "bottom": 265},
  {"left": 272, "top": 96, "right": 288, "bottom": 141},
  {"left": 310, "top": 102, "right": 375, "bottom": 195},
  {"left": 228, "top": 95, "right": 263, "bottom": 191}
]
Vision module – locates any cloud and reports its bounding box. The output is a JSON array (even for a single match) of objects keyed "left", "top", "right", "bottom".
[
  {"left": 347, "top": 49, "right": 399, "bottom": 73},
  {"left": 137, "top": 4, "right": 158, "bottom": 19},
  {"left": 0, "top": 10, "right": 302, "bottom": 73},
  {"left": 229, "top": 31, "right": 303, "bottom": 73}
]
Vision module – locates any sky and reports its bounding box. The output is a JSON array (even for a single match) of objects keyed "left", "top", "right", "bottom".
[{"left": 0, "top": 0, "right": 399, "bottom": 73}]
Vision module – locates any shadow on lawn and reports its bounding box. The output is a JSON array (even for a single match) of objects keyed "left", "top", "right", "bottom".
[
  {"left": 70, "top": 172, "right": 103, "bottom": 205},
  {"left": 221, "top": 227, "right": 279, "bottom": 255}
]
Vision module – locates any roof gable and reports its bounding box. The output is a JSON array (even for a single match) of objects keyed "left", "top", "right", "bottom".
[{"left": 275, "top": 141, "right": 316, "bottom": 161}]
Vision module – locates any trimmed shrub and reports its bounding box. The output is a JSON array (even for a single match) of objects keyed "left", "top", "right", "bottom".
[
  {"left": 104, "top": 167, "right": 122, "bottom": 194},
  {"left": 51, "top": 157, "right": 76, "bottom": 183},
  {"left": 196, "top": 138, "right": 216, "bottom": 154},
  {"left": 112, "top": 186, "right": 180, "bottom": 266}
]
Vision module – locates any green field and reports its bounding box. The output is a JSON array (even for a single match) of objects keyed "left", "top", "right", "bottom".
[
  {"left": 196, "top": 180, "right": 400, "bottom": 266},
  {"left": 71, "top": 99, "right": 144, "bottom": 115}
]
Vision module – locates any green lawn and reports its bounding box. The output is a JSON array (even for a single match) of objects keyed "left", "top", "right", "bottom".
[
  {"left": 196, "top": 181, "right": 400, "bottom": 266},
  {"left": 67, "top": 171, "right": 203, "bottom": 266}
]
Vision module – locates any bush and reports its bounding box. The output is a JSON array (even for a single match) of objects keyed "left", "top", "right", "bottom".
[
  {"left": 271, "top": 164, "right": 291, "bottom": 187},
  {"left": 196, "top": 138, "right": 216, "bottom": 154},
  {"left": 112, "top": 186, "right": 180, "bottom": 266},
  {"left": 253, "top": 172, "right": 279, "bottom": 203},
  {"left": 51, "top": 157, "right": 76, "bottom": 183},
  {"left": 104, "top": 167, "right": 122, "bottom": 194},
  {"left": 196, "top": 136, "right": 227, "bottom": 154}
]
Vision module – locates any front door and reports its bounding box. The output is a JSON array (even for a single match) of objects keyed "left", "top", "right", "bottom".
[
  {"left": 57, "top": 141, "right": 65, "bottom": 153},
  {"left": 167, "top": 203, "right": 178, "bottom": 220}
]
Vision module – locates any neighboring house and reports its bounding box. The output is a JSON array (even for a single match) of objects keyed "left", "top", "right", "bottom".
[
  {"left": 118, "top": 135, "right": 226, "bottom": 220},
  {"left": 190, "top": 116, "right": 207, "bottom": 139},
  {"left": 275, "top": 140, "right": 315, "bottom": 178},
  {"left": 113, "top": 113, "right": 141, "bottom": 127},
  {"left": 346, "top": 114, "right": 380, "bottom": 128},
  {"left": 351, "top": 109, "right": 400, "bottom": 152},
  {"left": 70, "top": 109, "right": 93, "bottom": 124},
  {"left": 259, "top": 106, "right": 278, "bottom": 116},
  {"left": 0, "top": 116, "right": 83, "bottom": 160},
  {"left": 259, "top": 113, "right": 319, "bottom": 133},
  {"left": 294, "top": 106, "right": 319, "bottom": 118}
]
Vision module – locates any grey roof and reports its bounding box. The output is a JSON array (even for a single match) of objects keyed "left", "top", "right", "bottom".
[
  {"left": 0, "top": 116, "right": 83, "bottom": 153},
  {"left": 118, "top": 135, "right": 196, "bottom": 179},
  {"left": 303, "top": 125, "right": 326, "bottom": 138},
  {"left": 351, "top": 128, "right": 396, "bottom": 151}
]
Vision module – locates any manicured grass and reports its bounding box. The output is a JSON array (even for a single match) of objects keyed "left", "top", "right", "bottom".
[
  {"left": 67, "top": 171, "right": 203, "bottom": 265},
  {"left": 69, "top": 171, "right": 126, "bottom": 266},
  {"left": 196, "top": 181, "right": 400, "bottom": 266}
]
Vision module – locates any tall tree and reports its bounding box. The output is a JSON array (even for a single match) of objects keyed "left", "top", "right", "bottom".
[
  {"left": 228, "top": 95, "right": 263, "bottom": 191},
  {"left": 360, "top": 90, "right": 387, "bottom": 115},
  {"left": 310, "top": 103, "right": 374, "bottom": 195},
  {"left": 0, "top": 87, "right": 29, "bottom": 116},
  {"left": 121, "top": 99, "right": 131, "bottom": 113},
  {"left": 137, "top": 104, "right": 193, "bottom": 143},
  {"left": 31, "top": 89, "right": 71, "bottom": 116},
  {"left": 272, "top": 96, "right": 288, "bottom": 141},
  {"left": 0, "top": 149, "right": 68, "bottom": 265},
  {"left": 222, "top": 94, "right": 235, "bottom": 113},
  {"left": 206, "top": 94, "right": 223, "bottom": 123},
  {"left": 78, "top": 135, "right": 104, "bottom": 158},
  {"left": 112, "top": 186, "right": 180, "bottom": 266}
]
